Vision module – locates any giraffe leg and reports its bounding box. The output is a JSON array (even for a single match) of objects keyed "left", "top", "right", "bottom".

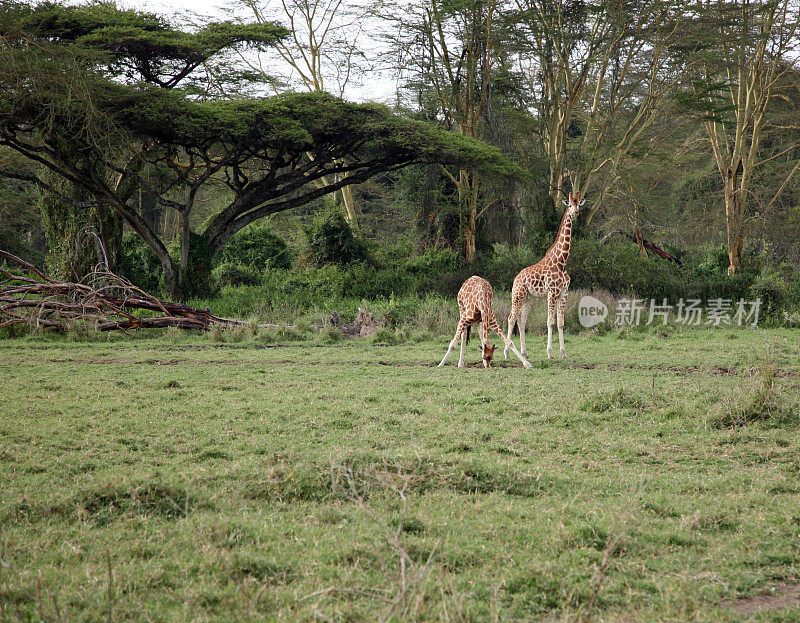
[
  {"left": 504, "top": 313, "right": 515, "bottom": 360},
  {"left": 438, "top": 320, "right": 465, "bottom": 367},
  {"left": 557, "top": 292, "right": 567, "bottom": 358},
  {"left": 504, "top": 303, "right": 520, "bottom": 360},
  {"left": 489, "top": 319, "right": 532, "bottom": 369},
  {"left": 458, "top": 326, "right": 467, "bottom": 368},
  {"left": 546, "top": 292, "right": 556, "bottom": 360},
  {"left": 518, "top": 300, "right": 531, "bottom": 358}
]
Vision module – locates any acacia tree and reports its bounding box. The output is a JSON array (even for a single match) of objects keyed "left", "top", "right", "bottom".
[
  {"left": 0, "top": 2, "right": 521, "bottom": 298},
  {"left": 389, "top": 0, "right": 501, "bottom": 263},
  {"left": 688, "top": 0, "right": 800, "bottom": 274},
  {"left": 237, "top": 0, "right": 369, "bottom": 230},
  {"left": 509, "top": 0, "right": 690, "bottom": 222},
  {"left": 0, "top": 1, "right": 287, "bottom": 281}
]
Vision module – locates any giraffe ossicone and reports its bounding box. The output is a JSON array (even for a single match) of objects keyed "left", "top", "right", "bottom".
[
  {"left": 505, "top": 191, "right": 584, "bottom": 361},
  {"left": 438, "top": 276, "right": 532, "bottom": 369}
]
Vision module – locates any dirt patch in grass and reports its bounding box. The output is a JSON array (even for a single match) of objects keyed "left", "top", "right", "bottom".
[
  {"left": 154, "top": 343, "right": 394, "bottom": 350},
  {"left": 377, "top": 360, "right": 436, "bottom": 367},
  {"left": 0, "top": 357, "right": 295, "bottom": 366},
  {"left": 721, "top": 582, "right": 800, "bottom": 615}
]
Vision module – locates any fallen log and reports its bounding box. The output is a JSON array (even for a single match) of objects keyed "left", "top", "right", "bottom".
[{"left": 0, "top": 249, "right": 241, "bottom": 333}]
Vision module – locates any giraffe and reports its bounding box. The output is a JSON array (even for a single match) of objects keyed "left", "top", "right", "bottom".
[
  {"left": 439, "top": 276, "right": 532, "bottom": 369},
  {"left": 504, "top": 191, "right": 586, "bottom": 361}
]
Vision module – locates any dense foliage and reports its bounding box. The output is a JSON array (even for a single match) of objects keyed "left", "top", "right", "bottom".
[
  {"left": 0, "top": 1, "right": 521, "bottom": 298},
  {"left": 1, "top": 0, "right": 799, "bottom": 317},
  {"left": 306, "top": 206, "right": 369, "bottom": 266}
]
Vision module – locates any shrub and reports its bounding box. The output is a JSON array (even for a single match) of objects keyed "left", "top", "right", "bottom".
[
  {"left": 306, "top": 205, "right": 368, "bottom": 265},
  {"left": 750, "top": 268, "right": 788, "bottom": 319},
  {"left": 217, "top": 223, "right": 291, "bottom": 269},
  {"left": 404, "top": 248, "right": 462, "bottom": 278},
  {"left": 564, "top": 239, "right": 758, "bottom": 305},
  {"left": 167, "top": 232, "right": 217, "bottom": 299},
  {"left": 211, "top": 262, "right": 262, "bottom": 288},
  {"left": 480, "top": 243, "right": 540, "bottom": 291},
  {"left": 119, "top": 232, "right": 162, "bottom": 294}
]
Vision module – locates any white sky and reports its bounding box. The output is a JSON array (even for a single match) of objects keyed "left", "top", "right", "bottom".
[{"left": 116, "top": 0, "right": 399, "bottom": 103}]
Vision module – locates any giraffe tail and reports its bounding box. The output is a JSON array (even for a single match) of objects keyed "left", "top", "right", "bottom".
[{"left": 465, "top": 324, "right": 471, "bottom": 344}]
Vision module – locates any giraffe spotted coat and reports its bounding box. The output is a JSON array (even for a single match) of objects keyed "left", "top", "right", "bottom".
[
  {"left": 505, "top": 191, "right": 584, "bottom": 360},
  {"left": 439, "top": 276, "right": 531, "bottom": 369}
]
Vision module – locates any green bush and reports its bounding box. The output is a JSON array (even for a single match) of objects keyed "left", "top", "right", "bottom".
[
  {"left": 564, "top": 239, "right": 757, "bottom": 304},
  {"left": 211, "top": 262, "right": 262, "bottom": 288},
  {"left": 404, "top": 248, "right": 462, "bottom": 277},
  {"left": 122, "top": 232, "right": 218, "bottom": 298},
  {"left": 217, "top": 223, "right": 291, "bottom": 269},
  {"left": 480, "top": 243, "right": 541, "bottom": 291},
  {"left": 119, "top": 232, "right": 162, "bottom": 294},
  {"left": 167, "top": 232, "right": 217, "bottom": 299},
  {"left": 186, "top": 236, "right": 796, "bottom": 328},
  {"left": 750, "top": 268, "right": 788, "bottom": 318},
  {"left": 306, "top": 206, "right": 368, "bottom": 266}
]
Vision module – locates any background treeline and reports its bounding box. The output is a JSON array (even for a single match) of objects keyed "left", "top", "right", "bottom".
[{"left": 2, "top": 0, "right": 800, "bottom": 328}]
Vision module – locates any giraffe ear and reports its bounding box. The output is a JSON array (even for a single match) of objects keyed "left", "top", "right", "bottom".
[
  {"left": 579, "top": 199, "right": 586, "bottom": 207},
  {"left": 562, "top": 200, "right": 569, "bottom": 207}
]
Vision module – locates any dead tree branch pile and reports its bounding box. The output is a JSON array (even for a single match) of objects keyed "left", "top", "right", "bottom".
[{"left": 0, "top": 250, "right": 241, "bottom": 333}]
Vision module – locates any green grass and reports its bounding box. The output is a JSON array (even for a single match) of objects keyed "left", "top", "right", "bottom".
[{"left": 1, "top": 328, "right": 799, "bottom": 621}]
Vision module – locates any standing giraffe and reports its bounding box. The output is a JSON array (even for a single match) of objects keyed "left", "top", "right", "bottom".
[
  {"left": 439, "top": 276, "right": 532, "bottom": 368},
  {"left": 505, "top": 191, "right": 586, "bottom": 360}
]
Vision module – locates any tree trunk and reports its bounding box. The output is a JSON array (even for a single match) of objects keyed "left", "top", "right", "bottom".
[
  {"left": 160, "top": 253, "right": 179, "bottom": 300},
  {"left": 139, "top": 188, "right": 159, "bottom": 235},
  {"left": 464, "top": 203, "right": 477, "bottom": 263},
  {"left": 724, "top": 167, "right": 745, "bottom": 275},
  {"left": 179, "top": 213, "right": 190, "bottom": 287},
  {"left": 418, "top": 164, "right": 440, "bottom": 249},
  {"left": 340, "top": 184, "right": 359, "bottom": 232},
  {"left": 726, "top": 224, "right": 744, "bottom": 275},
  {"left": 548, "top": 160, "right": 567, "bottom": 205},
  {"left": 95, "top": 203, "right": 122, "bottom": 272},
  {"left": 459, "top": 170, "right": 479, "bottom": 264},
  {"left": 633, "top": 228, "right": 648, "bottom": 258}
]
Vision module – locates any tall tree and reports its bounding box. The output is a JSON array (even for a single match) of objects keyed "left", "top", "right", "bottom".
[
  {"left": 0, "top": 2, "right": 521, "bottom": 297},
  {"left": 389, "top": 0, "right": 501, "bottom": 263},
  {"left": 509, "top": 0, "right": 689, "bottom": 223},
  {"left": 687, "top": 0, "right": 800, "bottom": 274},
  {"left": 237, "top": 0, "right": 368, "bottom": 230},
  {"left": 0, "top": 0, "right": 286, "bottom": 281}
]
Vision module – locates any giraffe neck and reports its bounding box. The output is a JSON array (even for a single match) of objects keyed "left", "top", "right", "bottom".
[{"left": 544, "top": 210, "right": 574, "bottom": 271}]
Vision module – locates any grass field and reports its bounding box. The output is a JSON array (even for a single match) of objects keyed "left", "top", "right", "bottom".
[{"left": 1, "top": 327, "right": 799, "bottom": 621}]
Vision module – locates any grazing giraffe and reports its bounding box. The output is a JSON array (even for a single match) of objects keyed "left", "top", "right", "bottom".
[
  {"left": 439, "top": 276, "right": 532, "bottom": 369},
  {"left": 505, "top": 191, "right": 586, "bottom": 360}
]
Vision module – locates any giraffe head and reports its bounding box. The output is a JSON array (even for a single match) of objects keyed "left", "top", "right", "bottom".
[
  {"left": 562, "top": 192, "right": 586, "bottom": 218},
  {"left": 482, "top": 342, "right": 497, "bottom": 368}
]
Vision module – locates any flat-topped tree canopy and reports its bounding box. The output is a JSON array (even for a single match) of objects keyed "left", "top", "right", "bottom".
[
  {"left": 104, "top": 87, "right": 526, "bottom": 254},
  {"left": 1, "top": 1, "right": 287, "bottom": 89},
  {"left": 0, "top": 1, "right": 524, "bottom": 296}
]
